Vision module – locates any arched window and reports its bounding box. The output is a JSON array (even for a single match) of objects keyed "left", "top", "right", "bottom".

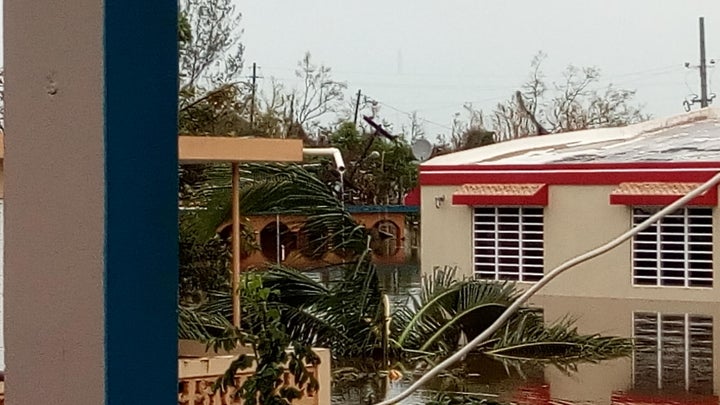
[
  {"left": 259, "top": 221, "right": 296, "bottom": 262},
  {"left": 370, "top": 220, "right": 400, "bottom": 257}
]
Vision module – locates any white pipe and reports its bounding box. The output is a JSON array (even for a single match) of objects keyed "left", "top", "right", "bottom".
[
  {"left": 303, "top": 148, "right": 345, "bottom": 173},
  {"left": 375, "top": 172, "right": 720, "bottom": 405}
]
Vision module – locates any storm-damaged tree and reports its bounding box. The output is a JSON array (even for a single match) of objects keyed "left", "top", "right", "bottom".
[
  {"left": 492, "top": 52, "right": 648, "bottom": 141},
  {"left": 178, "top": 0, "right": 249, "bottom": 135},
  {"left": 290, "top": 52, "right": 347, "bottom": 136}
]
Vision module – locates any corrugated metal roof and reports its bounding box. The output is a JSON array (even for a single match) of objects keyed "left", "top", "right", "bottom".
[
  {"left": 423, "top": 108, "right": 720, "bottom": 166},
  {"left": 455, "top": 183, "right": 545, "bottom": 196}
]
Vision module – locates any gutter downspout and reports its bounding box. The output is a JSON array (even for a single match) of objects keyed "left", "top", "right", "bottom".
[{"left": 375, "top": 172, "right": 720, "bottom": 405}]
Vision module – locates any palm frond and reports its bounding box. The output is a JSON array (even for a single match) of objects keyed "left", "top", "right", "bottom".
[
  {"left": 178, "top": 303, "right": 234, "bottom": 341},
  {"left": 393, "top": 267, "right": 519, "bottom": 352},
  {"left": 182, "top": 163, "right": 368, "bottom": 257},
  {"left": 260, "top": 265, "right": 331, "bottom": 308},
  {"left": 487, "top": 312, "right": 633, "bottom": 362}
]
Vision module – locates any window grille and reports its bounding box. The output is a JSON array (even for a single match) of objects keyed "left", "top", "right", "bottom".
[
  {"left": 633, "top": 312, "right": 713, "bottom": 394},
  {"left": 473, "top": 207, "right": 543, "bottom": 282},
  {"left": 633, "top": 207, "right": 713, "bottom": 287}
]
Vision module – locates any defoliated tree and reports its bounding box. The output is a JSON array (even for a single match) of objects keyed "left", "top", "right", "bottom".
[
  {"left": 492, "top": 52, "right": 648, "bottom": 141},
  {"left": 290, "top": 52, "right": 347, "bottom": 134},
  {"left": 178, "top": 0, "right": 249, "bottom": 135}
]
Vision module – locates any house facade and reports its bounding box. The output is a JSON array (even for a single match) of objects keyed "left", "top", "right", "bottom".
[
  {"left": 420, "top": 108, "right": 720, "bottom": 302},
  {"left": 233, "top": 205, "right": 417, "bottom": 270}
]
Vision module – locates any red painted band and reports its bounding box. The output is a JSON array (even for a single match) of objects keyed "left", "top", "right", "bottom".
[
  {"left": 421, "top": 170, "right": 720, "bottom": 186},
  {"left": 421, "top": 161, "right": 720, "bottom": 172}
]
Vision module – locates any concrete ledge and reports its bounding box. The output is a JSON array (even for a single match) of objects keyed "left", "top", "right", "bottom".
[{"left": 178, "top": 136, "right": 303, "bottom": 163}]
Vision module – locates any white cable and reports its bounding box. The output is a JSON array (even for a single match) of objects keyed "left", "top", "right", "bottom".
[{"left": 375, "top": 172, "right": 720, "bottom": 405}]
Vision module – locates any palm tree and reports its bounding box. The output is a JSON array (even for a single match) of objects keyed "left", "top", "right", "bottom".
[
  {"left": 180, "top": 162, "right": 367, "bottom": 256},
  {"left": 178, "top": 162, "right": 369, "bottom": 339},
  {"left": 391, "top": 267, "right": 631, "bottom": 361}
]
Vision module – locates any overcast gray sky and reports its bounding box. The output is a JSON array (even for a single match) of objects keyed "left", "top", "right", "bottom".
[
  {"left": 1, "top": 1, "right": 717, "bottom": 139},
  {"left": 239, "top": 0, "right": 720, "bottom": 138}
]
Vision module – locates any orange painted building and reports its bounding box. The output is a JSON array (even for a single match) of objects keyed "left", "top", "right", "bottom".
[{"left": 236, "top": 205, "right": 418, "bottom": 270}]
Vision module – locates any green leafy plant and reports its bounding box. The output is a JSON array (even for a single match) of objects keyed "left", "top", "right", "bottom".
[{"left": 210, "top": 274, "right": 321, "bottom": 405}]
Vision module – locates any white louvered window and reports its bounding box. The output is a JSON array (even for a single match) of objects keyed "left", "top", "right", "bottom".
[
  {"left": 632, "top": 207, "right": 713, "bottom": 288},
  {"left": 633, "top": 312, "right": 713, "bottom": 394},
  {"left": 473, "top": 207, "right": 544, "bottom": 282}
]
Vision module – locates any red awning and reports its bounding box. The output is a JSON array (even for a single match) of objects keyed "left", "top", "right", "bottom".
[
  {"left": 609, "top": 182, "right": 717, "bottom": 206},
  {"left": 452, "top": 183, "right": 548, "bottom": 206},
  {"left": 403, "top": 187, "right": 421, "bottom": 206}
]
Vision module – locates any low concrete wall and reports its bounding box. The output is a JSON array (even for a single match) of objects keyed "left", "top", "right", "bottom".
[{"left": 178, "top": 341, "right": 331, "bottom": 405}]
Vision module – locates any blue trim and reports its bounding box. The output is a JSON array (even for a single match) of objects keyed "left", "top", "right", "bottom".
[
  {"left": 345, "top": 205, "right": 419, "bottom": 214},
  {"left": 247, "top": 205, "right": 419, "bottom": 216},
  {"left": 104, "top": 1, "right": 178, "bottom": 404}
]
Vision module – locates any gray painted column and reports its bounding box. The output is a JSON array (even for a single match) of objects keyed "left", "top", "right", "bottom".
[{"left": 5, "top": 1, "right": 178, "bottom": 404}]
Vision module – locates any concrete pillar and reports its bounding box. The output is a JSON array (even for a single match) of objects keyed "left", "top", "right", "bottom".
[{"left": 5, "top": 1, "right": 178, "bottom": 404}]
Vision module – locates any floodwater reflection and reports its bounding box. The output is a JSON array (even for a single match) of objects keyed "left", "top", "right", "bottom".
[{"left": 307, "top": 266, "right": 720, "bottom": 404}]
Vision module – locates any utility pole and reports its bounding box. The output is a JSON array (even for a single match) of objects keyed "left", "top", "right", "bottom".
[
  {"left": 250, "top": 62, "right": 258, "bottom": 128},
  {"left": 353, "top": 89, "right": 362, "bottom": 125},
  {"left": 699, "top": 17, "right": 709, "bottom": 107},
  {"left": 286, "top": 93, "right": 295, "bottom": 138},
  {"left": 683, "top": 17, "right": 715, "bottom": 111}
]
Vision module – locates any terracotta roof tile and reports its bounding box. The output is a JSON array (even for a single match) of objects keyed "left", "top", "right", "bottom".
[
  {"left": 612, "top": 182, "right": 703, "bottom": 196},
  {"left": 456, "top": 183, "right": 546, "bottom": 196}
]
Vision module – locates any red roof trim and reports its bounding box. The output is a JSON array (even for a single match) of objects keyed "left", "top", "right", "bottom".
[
  {"left": 403, "top": 187, "right": 420, "bottom": 206},
  {"left": 421, "top": 169, "right": 720, "bottom": 186},
  {"left": 452, "top": 184, "right": 548, "bottom": 206},
  {"left": 422, "top": 161, "right": 720, "bottom": 172}
]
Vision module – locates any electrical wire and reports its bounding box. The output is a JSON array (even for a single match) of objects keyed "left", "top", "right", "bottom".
[
  {"left": 374, "top": 171, "right": 720, "bottom": 405},
  {"left": 377, "top": 101, "right": 453, "bottom": 131}
]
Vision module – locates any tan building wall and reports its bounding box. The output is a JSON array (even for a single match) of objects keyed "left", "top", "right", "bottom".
[
  {"left": 421, "top": 184, "right": 720, "bottom": 301},
  {"left": 5, "top": 0, "right": 106, "bottom": 403},
  {"left": 420, "top": 185, "right": 473, "bottom": 278}
]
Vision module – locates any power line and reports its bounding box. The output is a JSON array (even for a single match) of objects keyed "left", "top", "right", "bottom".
[
  {"left": 259, "top": 63, "right": 683, "bottom": 83},
  {"left": 371, "top": 99, "right": 453, "bottom": 131}
]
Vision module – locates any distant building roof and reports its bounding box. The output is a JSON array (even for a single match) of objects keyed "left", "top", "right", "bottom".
[{"left": 422, "top": 108, "right": 720, "bottom": 167}]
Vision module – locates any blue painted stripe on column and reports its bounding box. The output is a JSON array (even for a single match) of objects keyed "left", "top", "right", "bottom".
[{"left": 104, "top": 1, "right": 178, "bottom": 404}]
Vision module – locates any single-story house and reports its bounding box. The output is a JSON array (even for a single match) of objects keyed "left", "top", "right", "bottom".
[
  {"left": 420, "top": 108, "right": 720, "bottom": 302},
  {"left": 220, "top": 205, "right": 418, "bottom": 270}
]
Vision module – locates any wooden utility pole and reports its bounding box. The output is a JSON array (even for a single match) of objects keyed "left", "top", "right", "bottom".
[
  {"left": 231, "top": 162, "right": 241, "bottom": 327},
  {"left": 353, "top": 89, "right": 362, "bottom": 125},
  {"left": 250, "top": 62, "right": 258, "bottom": 127}
]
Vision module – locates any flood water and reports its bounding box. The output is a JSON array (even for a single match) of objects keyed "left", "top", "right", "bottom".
[{"left": 307, "top": 265, "right": 720, "bottom": 405}]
